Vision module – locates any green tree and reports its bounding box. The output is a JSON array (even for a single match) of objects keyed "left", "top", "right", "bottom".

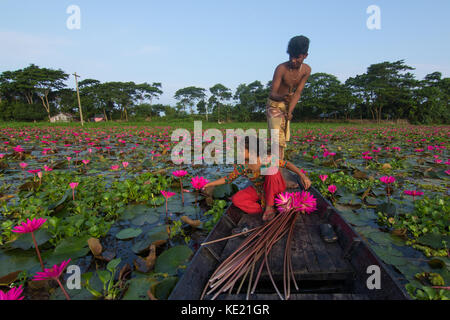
[
  {"left": 209, "top": 83, "right": 232, "bottom": 122},
  {"left": 174, "top": 86, "right": 206, "bottom": 114}
]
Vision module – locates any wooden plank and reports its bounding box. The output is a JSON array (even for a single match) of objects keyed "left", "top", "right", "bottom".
[
  {"left": 294, "top": 215, "right": 321, "bottom": 273},
  {"left": 300, "top": 214, "right": 338, "bottom": 273}
]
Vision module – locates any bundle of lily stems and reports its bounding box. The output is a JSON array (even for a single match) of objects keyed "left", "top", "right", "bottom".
[{"left": 201, "top": 190, "right": 317, "bottom": 300}]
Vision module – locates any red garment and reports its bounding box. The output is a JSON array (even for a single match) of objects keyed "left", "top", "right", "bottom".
[{"left": 231, "top": 169, "right": 286, "bottom": 214}]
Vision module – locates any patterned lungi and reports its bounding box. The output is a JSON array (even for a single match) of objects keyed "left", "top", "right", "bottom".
[{"left": 266, "top": 98, "right": 290, "bottom": 148}]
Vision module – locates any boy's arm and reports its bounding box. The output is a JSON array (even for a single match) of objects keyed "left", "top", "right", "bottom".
[{"left": 287, "top": 65, "right": 311, "bottom": 115}]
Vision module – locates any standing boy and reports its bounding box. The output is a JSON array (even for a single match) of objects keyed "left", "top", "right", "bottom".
[{"left": 267, "top": 35, "right": 311, "bottom": 160}]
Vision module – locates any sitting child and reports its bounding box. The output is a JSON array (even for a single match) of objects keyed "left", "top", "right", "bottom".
[{"left": 202, "top": 137, "right": 311, "bottom": 221}]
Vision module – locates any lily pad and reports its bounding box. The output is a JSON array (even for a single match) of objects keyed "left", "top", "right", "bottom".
[
  {"left": 116, "top": 228, "right": 142, "bottom": 240},
  {"left": 0, "top": 249, "right": 40, "bottom": 278},
  {"left": 155, "top": 245, "right": 193, "bottom": 275},
  {"left": 376, "top": 202, "right": 397, "bottom": 217},
  {"left": 212, "top": 183, "right": 238, "bottom": 199},
  {"left": 9, "top": 229, "right": 51, "bottom": 250},
  {"left": 131, "top": 211, "right": 159, "bottom": 226},
  {"left": 122, "top": 275, "right": 159, "bottom": 300},
  {"left": 416, "top": 233, "right": 450, "bottom": 250},
  {"left": 154, "top": 276, "right": 178, "bottom": 299},
  {"left": 132, "top": 225, "right": 169, "bottom": 254},
  {"left": 45, "top": 235, "right": 90, "bottom": 265}
]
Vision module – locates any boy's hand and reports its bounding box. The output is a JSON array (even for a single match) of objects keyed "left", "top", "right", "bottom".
[{"left": 286, "top": 112, "right": 293, "bottom": 121}]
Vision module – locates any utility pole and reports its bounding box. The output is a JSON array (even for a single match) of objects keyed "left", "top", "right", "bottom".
[{"left": 73, "top": 72, "right": 84, "bottom": 126}]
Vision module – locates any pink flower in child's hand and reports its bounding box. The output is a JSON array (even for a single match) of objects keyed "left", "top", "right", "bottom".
[
  {"left": 172, "top": 170, "right": 188, "bottom": 178},
  {"left": 12, "top": 218, "right": 47, "bottom": 234},
  {"left": 33, "top": 259, "right": 71, "bottom": 281},
  {"left": 0, "top": 285, "right": 24, "bottom": 300},
  {"left": 160, "top": 190, "right": 176, "bottom": 199},
  {"left": 328, "top": 185, "right": 337, "bottom": 194},
  {"left": 191, "top": 176, "right": 209, "bottom": 190}
]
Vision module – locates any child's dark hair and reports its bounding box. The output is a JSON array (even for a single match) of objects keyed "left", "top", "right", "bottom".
[
  {"left": 287, "top": 35, "right": 310, "bottom": 58},
  {"left": 243, "top": 136, "right": 271, "bottom": 157}
]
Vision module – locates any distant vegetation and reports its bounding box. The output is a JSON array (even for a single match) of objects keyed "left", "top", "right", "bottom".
[{"left": 0, "top": 60, "right": 448, "bottom": 124}]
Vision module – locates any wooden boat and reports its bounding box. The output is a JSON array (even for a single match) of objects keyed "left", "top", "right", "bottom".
[{"left": 169, "top": 170, "right": 410, "bottom": 300}]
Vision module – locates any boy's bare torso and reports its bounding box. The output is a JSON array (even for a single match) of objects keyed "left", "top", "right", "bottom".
[{"left": 270, "top": 61, "right": 311, "bottom": 101}]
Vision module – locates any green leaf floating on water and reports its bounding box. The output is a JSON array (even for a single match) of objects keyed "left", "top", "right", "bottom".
[
  {"left": 416, "top": 233, "right": 450, "bottom": 250},
  {"left": 376, "top": 201, "right": 397, "bottom": 217},
  {"left": 0, "top": 249, "right": 41, "bottom": 278},
  {"left": 154, "top": 276, "right": 178, "bottom": 299},
  {"left": 122, "top": 275, "right": 159, "bottom": 300},
  {"left": 212, "top": 183, "right": 238, "bottom": 199},
  {"left": 372, "top": 244, "right": 408, "bottom": 266},
  {"left": 115, "top": 228, "right": 142, "bottom": 240},
  {"left": 155, "top": 245, "right": 193, "bottom": 275},
  {"left": 131, "top": 210, "right": 159, "bottom": 226},
  {"left": 9, "top": 229, "right": 51, "bottom": 250},
  {"left": 44, "top": 235, "right": 91, "bottom": 265},
  {"left": 120, "top": 204, "right": 155, "bottom": 221},
  {"left": 132, "top": 224, "right": 169, "bottom": 254}
]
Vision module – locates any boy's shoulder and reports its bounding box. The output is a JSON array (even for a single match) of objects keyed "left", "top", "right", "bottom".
[{"left": 302, "top": 63, "right": 312, "bottom": 73}]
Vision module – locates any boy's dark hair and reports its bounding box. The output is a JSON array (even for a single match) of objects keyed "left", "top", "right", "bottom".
[{"left": 287, "top": 35, "right": 310, "bottom": 58}]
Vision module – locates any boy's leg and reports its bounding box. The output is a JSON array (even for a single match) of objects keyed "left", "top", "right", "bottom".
[{"left": 231, "top": 186, "right": 263, "bottom": 215}]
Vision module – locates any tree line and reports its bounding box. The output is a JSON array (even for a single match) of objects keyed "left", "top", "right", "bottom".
[{"left": 0, "top": 60, "right": 448, "bottom": 124}]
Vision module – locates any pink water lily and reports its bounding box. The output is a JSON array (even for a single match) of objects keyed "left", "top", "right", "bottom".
[
  {"left": 191, "top": 176, "right": 209, "bottom": 207},
  {"left": 122, "top": 161, "right": 129, "bottom": 168},
  {"left": 380, "top": 176, "right": 396, "bottom": 184},
  {"left": 0, "top": 153, "right": 5, "bottom": 159},
  {"left": 172, "top": 170, "right": 188, "bottom": 178},
  {"left": 274, "top": 192, "right": 293, "bottom": 213},
  {"left": 110, "top": 165, "right": 120, "bottom": 171},
  {"left": 173, "top": 170, "right": 188, "bottom": 204},
  {"left": 33, "top": 259, "right": 71, "bottom": 300},
  {"left": 292, "top": 191, "right": 317, "bottom": 214},
  {"left": 0, "top": 285, "right": 24, "bottom": 300},
  {"left": 69, "top": 182, "right": 79, "bottom": 200},
  {"left": 319, "top": 175, "right": 328, "bottom": 183},
  {"left": 19, "top": 162, "right": 28, "bottom": 169},
  {"left": 404, "top": 190, "right": 424, "bottom": 201},
  {"left": 191, "top": 176, "right": 209, "bottom": 190},
  {"left": 12, "top": 218, "right": 47, "bottom": 271},
  {"left": 328, "top": 184, "right": 337, "bottom": 194},
  {"left": 161, "top": 190, "right": 176, "bottom": 217},
  {"left": 275, "top": 191, "right": 317, "bottom": 215}
]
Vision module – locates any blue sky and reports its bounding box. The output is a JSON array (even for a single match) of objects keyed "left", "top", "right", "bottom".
[{"left": 1, "top": 0, "right": 449, "bottom": 105}]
